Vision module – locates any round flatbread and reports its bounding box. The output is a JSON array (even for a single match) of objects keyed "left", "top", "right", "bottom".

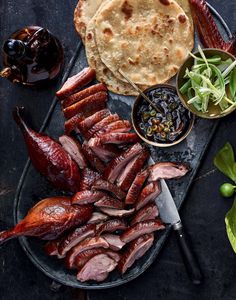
[
  {"left": 74, "top": 0, "right": 105, "bottom": 41},
  {"left": 94, "top": 0, "right": 194, "bottom": 86},
  {"left": 85, "top": 6, "right": 143, "bottom": 95}
]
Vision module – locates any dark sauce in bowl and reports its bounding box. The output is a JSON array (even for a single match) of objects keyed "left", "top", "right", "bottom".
[{"left": 133, "top": 85, "right": 194, "bottom": 146}]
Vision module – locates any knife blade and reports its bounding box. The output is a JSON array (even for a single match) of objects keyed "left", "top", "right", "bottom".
[{"left": 149, "top": 159, "right": 203, "bottom": 284}]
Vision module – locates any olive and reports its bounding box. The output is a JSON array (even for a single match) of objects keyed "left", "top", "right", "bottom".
[
  {"left": 143, "top": 112, "right": 150, "bottom": 121},
  {"left": 160, "top": 132, "right": 167, "bottom": 139},
  {"left": 152, "top": 119, "right": 161, "bottom": 125},
  {"left": 220, "top": 183, "right": 235, "bottom": 198}
]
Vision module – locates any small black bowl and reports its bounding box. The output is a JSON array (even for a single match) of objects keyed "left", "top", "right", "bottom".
[{"left": 132, "top": 84, "right": 195, "bottom": 147}]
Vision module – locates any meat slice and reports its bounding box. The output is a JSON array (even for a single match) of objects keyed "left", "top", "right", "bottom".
[
  {"left": 58, "top": 224, "right": 96, "bottom": 257},
  {"left": 77, "top": 109, "right": 111, "bottom": 135},
  {"left": 89, "top": 143, "right": 120, "bottom": 163},
  {"left": 89, "top": 133, "right": 139, "bottom": 147},
  {"left": 44, "top": 239, "right": 64, "bottom": 258},
  {"left": 117, "top": 149, "right": 149, "bottom": 191},
  {"left": 63, "top": 91, "right": 107, "bottom": 119},
  {"left": 81, "top": 142, "right": 105, "bottom": 173},
  {"left": 92, "top": 179, "right": 126, "bottom": 200},
  {"left": 74, "top": 248, "right": 120, "bottom": 270},
  {"left": 64, "top": 236, "right": 109, "bottom": 269},
  {"left": 100, "top": 207, "right": 135, "bottom": 218},
  {"left": 72, "top": 190, "right": 106, "bottom": 205},
  {"left": 95, "top": 196, "right": 124, "bottom": 210},
  {"left": 77, "top": 254, "right": 117, "bottom": 282},
  {"left": 148, "top": 162, "right": 190, "bottom": 182},
  {"left": 79, "top": 168, "right": 102, "bottom": 191},
  {"left": 65, "top": 115, "right": 82, "bottom": 135},
  {"left": 125, "top": 170, "right": 149, "bottom": 205},
  {"left": 96, "top": 219, "right": 127, "bottom": 235},
  {"left": 120, "top": 220, "right": 165, "bottom": 243},
  {"left": 118, "top": 234, "right": 154, "bottom": 274},
  {"left": 87, "top": 212, "right": 109, "bottom": 224},
  {"left": 86, "top": 114, "right": 120, "bottom": 140},
  {"left": 131, "top": 203, "right": 159, "bottom": 226},
  {"left": 135, "top": 181, "right": 161, "bottom": 210},
  {"left": 63, "top": 83, "right": 107, "bottom": 108},
  {"left": 94, "top": 120, "right": 131, "bottom": 137},
  {"left": 59, "top": 135, "right": 87, "bottom": 169},
  {"left": 102, "top": 234, "right": 126, "bottom": 251},
  {"left": 56, "top": 67, "right": 96, "bottom": 99},
  {"left": 104, "top": 143, "right": 143, "bottom": 183}
]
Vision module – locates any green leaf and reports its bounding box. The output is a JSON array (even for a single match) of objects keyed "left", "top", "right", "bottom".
[
  {"left": 225, "top": 198, "right": 236, "bottom": 253},
  {"left": 214, "top": 142, "right": 236, "bottom": 182}
]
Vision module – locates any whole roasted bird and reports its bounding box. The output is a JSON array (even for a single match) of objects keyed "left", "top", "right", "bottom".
[
  {"left": 0, "top": 197, "right": 93, "bottom": 244},
  {"left": 13, "top": 107, "right": 81, "bottom": 192}
]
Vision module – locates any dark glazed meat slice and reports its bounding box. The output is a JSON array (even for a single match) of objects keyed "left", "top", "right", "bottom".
[
  {"left": 102, "top": 234, "right": 126, "bottom": 251},
  {"left": 135, "top": 181, "right": 161, "bottom": 210},
  {"left": 117, "top": 149, "right": 149, "bottom": 191},
  {"left": 63, "top": 91, "right": 107, "bottom": 119},
  {"left": 131, "top": 203, "right": 159, "bottom": 226},
  {"left": 77, "top": 109, "right": 111, "bottom": 135},
  {"left": 74, "top": 248, "right": 120, "bottom": 270},
  {"left": 89, "top": 143, "right": 120, "bottom": 162},
  {"left": 79, "top": 168, "right": 102, "bottom": 191},
  {"left": 56, "top": 67, "right": 96, "bottom": 99},
  {"left": 44, "top": 239, "right": 64, "bottom": 258},
  {"left": 82, "top": 142, "right": 106, "bottom": 173},
  {"left": 118, "top": 234, "right": 154, "bottom": 274},
  {"left": 64, "top": 236, "right": 109, "bottom": 269},
  {"left": 94, "top": 120, "right": 131, "bottom": 137},
  {"left": 0, "top": 197, "right": 93, "bottom": 244},
  {"left": 63, "top": 83, "right": 107, "bottom": 108},
  {"left": 58, "top": 224, "right": 96, "bottom": 257},
  {"left": 72, "top": 190, "right": 106, "bottom": 205},
  {"left": 148, "top": 162, "right": 190, "bottom": 181},
  {"left": 125, "top": 170, "right": 149, "bottom": 205},
  {"left": 89, "top": 133, "right": 139, "bottom": 147},
  {"left": 59, "top": 135, "right": 87, "bottom": 169},
  {"left": 120, "top": 220, "right": 165, "bottom": 243},
  {"left": 104, "top": 143, "right": 143, "bottom": 183},
  {"left": 77, "top": 254, "right": 117, "bottom": 282},
  {"left": 95, "top": 196, "right": 124, "bottom": 209},
  {"left": 65, "top": 115, "right": 82, "bottom": 135},
  {"left": 96, "top": 219, "right": 127, "bottom": 235},
  {"left": 86, "top": 114, "right": 120, "bottom": 139},
  {"left": 87, "top": 212, "right": 109, "bottom": 224},
  {"left": 100, "top": 207, "right": 135, "bottom": 218},
  {"left": 92, "top": 179, "right": 126, "bottom": 200}
]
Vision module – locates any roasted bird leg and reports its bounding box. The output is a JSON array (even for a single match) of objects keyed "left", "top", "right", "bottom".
[{"left": 0, "top": 197, "right": 93, "bottom": 244}]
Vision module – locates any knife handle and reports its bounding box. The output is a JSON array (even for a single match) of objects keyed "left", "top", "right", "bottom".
[{"left": 173, "top": 221, "right": 203, "bottom": 285}]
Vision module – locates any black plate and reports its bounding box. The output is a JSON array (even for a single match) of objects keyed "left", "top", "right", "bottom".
[{"left": 14, "top": 4, "right": 232, "bottom": 289}]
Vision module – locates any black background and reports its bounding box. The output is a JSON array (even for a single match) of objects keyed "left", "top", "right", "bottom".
[{"left": 0, "top": 1, "right": 236, "bottom": 299}]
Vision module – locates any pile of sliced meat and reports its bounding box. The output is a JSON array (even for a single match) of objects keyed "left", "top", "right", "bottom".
[{"left": 44, "top": 68, "right": 190, "bottom": 282}]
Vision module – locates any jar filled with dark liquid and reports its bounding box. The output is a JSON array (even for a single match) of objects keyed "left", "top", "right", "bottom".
[{"left": 0, "top": 26, "right": 64, "bottom": 85}]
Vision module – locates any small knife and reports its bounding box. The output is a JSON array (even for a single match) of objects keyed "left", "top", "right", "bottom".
[{"left": 156, "top": 179, "right": 203, "bottom": 285}]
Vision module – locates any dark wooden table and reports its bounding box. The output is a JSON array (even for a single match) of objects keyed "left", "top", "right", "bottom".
[{"left": 0, "top": 1, "right": 236, "bottom": 299}]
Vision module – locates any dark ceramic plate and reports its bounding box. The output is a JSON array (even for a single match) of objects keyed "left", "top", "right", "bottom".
[{"left": 14, "top": 5, "right": 232, "bottom": 289}]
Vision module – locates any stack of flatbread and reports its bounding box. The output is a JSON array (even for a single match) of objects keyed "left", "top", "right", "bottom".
[{"left": 74, "top": 0, "right": 194, "bottom": 95}]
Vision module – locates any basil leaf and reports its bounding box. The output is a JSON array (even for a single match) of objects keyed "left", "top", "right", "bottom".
[
  {"left": 225, "top": 198, "right": 236, "bottom": 253},
  {"left": 214, "top": 142, "right": 236, "bottom": 182},
  {"left": 230, "top": 67, "right": 236, "bottom": 99}
]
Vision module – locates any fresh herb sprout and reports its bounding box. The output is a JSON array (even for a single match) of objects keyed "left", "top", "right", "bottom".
[{"left": 180, "top": 46, "right": 236, "bottom": 113}]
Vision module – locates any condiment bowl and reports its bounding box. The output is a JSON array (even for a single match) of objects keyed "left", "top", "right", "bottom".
[
  {"left": 132, "top": 84, "right": 194, "bottom": 148},
  {"left": 176, "top": 48, "right": 236, "bottom": 119}
]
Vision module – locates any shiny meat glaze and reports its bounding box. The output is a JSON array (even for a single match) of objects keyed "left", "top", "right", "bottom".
[
  {"left": 92, "top": 178, "right": 126, "bottom": 200},
  {"left": 135, "top": 181, "right": 161, "bottom": 210},
  {"left": 72, "top": 190, "right": 106, "bottom": 205}
]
